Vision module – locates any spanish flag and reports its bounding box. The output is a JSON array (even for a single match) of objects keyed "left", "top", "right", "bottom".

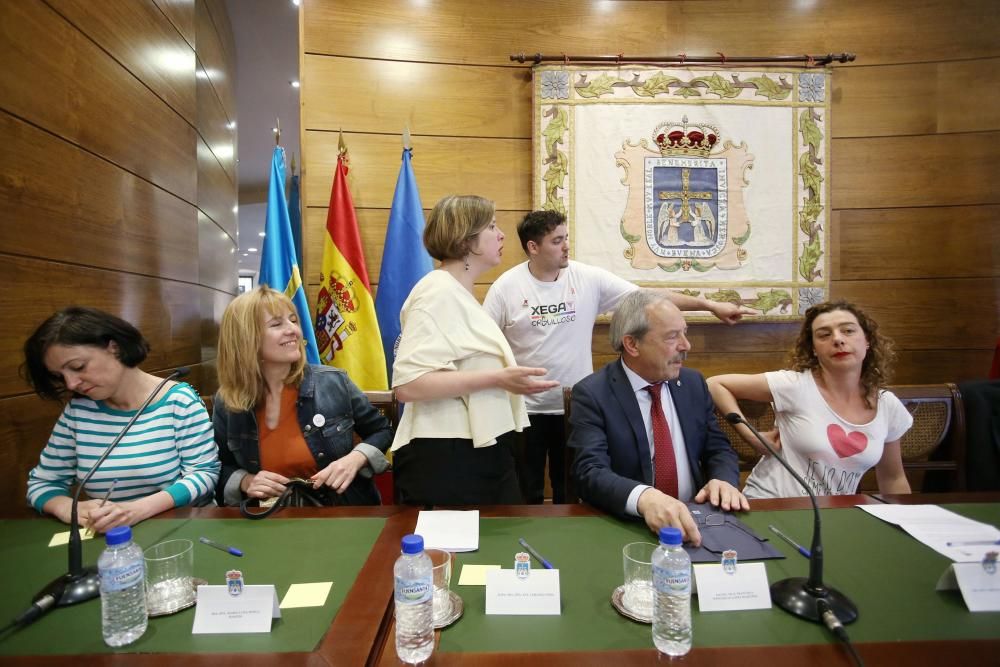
[{"left": 314, "top": 135, "right": 388, "bottom": 390}]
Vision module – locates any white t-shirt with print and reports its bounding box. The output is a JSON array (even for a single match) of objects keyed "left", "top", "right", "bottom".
[
  {"left": 483, "top": 261, "right": 636, "bottom": 414},
  {"left": 743, "top": 370, "right": 913, "bottom": 499}
]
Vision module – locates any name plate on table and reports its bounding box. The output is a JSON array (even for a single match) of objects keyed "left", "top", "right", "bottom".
[
  {"left": 192, "top": 585, "right": 281, "bottom": 633},
  {"left": 485, "top": 569, "right": 560, "bottom": 615},
  {"left": 694, "top": 563, "right": 772, "bottom": 612},
  {"left": 937, "top": 564, "right": 1000, "bottom": 612}
]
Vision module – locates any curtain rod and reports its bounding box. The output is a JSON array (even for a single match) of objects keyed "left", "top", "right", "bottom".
[{"left": 509, "top": 52, "right": 855, "bottom": 66}]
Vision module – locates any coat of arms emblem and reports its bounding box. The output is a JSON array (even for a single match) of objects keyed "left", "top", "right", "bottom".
[{"left": 616, "top": 117, "right": 754, "bottom": 271}]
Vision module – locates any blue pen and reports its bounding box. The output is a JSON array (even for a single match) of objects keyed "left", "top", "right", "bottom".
[
  {"left": 518, "top": 537, "right": 554, "bottom": 569},
  {"left": 768, "top": 525, "right": 811, "bottom": 558},
  {"left": 946, "top": 539, "right": 1000, "bottom": 547},
  {"left": 199, "top": 536, "right": 244, "bottom": 557}
]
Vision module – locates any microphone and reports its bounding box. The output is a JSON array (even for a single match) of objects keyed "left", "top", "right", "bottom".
[
  {"left": 725, "top": 412, "right": 858, "bottom": 624},
  {"left": 13, "top": 367, "right": 190, "bottom": 630}
]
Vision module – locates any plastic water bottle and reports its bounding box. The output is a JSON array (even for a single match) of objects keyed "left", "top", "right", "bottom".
[
  {"left": 394, "top": 534, "right": 434, "bottom": 664},
  {"left": 652, "top": 526, "right": 692, "bottom": 656},
  {"left": 98, "top": 525, "right": 148, "bottom": 647}
]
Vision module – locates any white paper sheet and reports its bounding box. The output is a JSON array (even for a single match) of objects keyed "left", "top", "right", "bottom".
[
  {"left": 414, "top": 510, "right": 480, "bottom": 552},
  {"left": 858, "top": 504, "right": 1000, "bottom": 563}
]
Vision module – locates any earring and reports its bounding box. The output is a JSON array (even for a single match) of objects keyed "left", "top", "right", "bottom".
[{"left": 464, "top": 256, "right": 470, "bottom": 271}]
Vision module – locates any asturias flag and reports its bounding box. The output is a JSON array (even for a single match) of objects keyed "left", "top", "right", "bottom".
[
  {"left": 288, "top": 162, "right": 303, "bottom": 267},
  {"left": 374, "top": 148, "right": 433, "bottom": 380},
  {"left": 259, "top": 146, "right": 321, "bottom": 365},
  {"left": 314, "top": 140, "right": 388, "bottom": 390}
]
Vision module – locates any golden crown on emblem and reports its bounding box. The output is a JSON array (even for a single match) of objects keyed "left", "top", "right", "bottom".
[{"left": 653, "top": 116, "right": 720, "bottom": 157}]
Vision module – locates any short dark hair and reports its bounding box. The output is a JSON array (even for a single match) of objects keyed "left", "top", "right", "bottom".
[
  {"left": 22, "top": 306, "right": 150, "bottom": 400},
  {"left": 517, "top": 210, "right": 566, "bottom": 253}
]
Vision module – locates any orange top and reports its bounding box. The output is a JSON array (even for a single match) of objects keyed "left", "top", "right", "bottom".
[{"left": 257, "top": 384, "right": 315, "bottom": 479}]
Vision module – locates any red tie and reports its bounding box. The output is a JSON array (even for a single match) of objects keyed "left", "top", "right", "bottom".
[{"left": 644, "top": 383, "right": 679, "bottom": 498}]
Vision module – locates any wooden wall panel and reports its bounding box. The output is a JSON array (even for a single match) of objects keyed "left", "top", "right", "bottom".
[
  {"left": 831, "top": 206, "right": 1000, "bottom": 280},
  {"left": 152, "top": 0, "right": 195, "bottom": 50},
  {"left": 304, "top": 0, "right": 1000, "bottom": 67},
  {"left": 302, "top": 0, "right": 1000, "bottom": 393},
  {"left": 197, "top": 69, "right": 237, "bottom": 183},
  {"left": 831, "top": 278, "right": 1000, "bottom": 349},
  {"left": 833, "top": 59, "right": 1000, "bottom": 138},
  {"left": 303, "top": 133, "right": 531, "bottom": 210},
  {"left": 302, "top": 56, "right": 532, "bottom": 138},
  {"left": 0, "top": 394, "right": 66, "bottom": 511},
  {"left": 203, "top": 0, "right": 236, "bottom": 90},
  {"left": 194, "top": 0, "right": 235, "bottom": 118},
  {"left": 668, "top": 1, "right": 1000, "bottom": 67},
  {"left": 0, "top": 1, "right": 197, "bottom": 203},
  {"left": 198, "top": 210, "right": 237, "bottom": 292},
  {"left": 0, "top": 112, "right": 199, "bottom": 282},
  {"left": 48, "top": 0, "right": 197, "bottom": 125},
  {"left": 832, "top": 132, "right": 1000, "bottom": 209},
  {"left": 303, "top": 1, "right": 670, "bottom": 66},
  {"left": 197, "top": 137, "right": 237, "bottom": 238},
  {"left": 0, "top": 256, "right": 204, "bottom": 396}
]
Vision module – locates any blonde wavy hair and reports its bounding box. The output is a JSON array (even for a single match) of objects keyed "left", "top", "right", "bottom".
[{"left": 216, "top": 286, "right": 307, "bottom": 412}]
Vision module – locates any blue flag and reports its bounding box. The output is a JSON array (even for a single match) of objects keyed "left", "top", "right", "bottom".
[
  {"left": 288, "top": 170, "right": 303, "bottom": 267},
  {"left": 374, "top": 148, "right": 433, "bottom": 378},
  {"left": 259, "top": 146, "right": 321, "bottom": 364}
]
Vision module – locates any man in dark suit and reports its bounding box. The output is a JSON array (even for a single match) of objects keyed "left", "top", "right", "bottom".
[{"left": 569, "top": 290, "right": 748, "bottom": 544}]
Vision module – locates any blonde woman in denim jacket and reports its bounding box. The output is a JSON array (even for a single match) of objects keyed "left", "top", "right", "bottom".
[{"left": 213, "top": 287, "right": 392, "bottom": 507}]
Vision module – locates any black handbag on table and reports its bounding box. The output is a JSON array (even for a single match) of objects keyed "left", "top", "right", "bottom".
[{"left": 240, "top": 477, "right": 341, "bottom": 519}]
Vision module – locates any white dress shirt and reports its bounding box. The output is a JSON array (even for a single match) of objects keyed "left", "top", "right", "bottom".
[{"left": 620, "top": 360, "right": 695, "bottom": 516}]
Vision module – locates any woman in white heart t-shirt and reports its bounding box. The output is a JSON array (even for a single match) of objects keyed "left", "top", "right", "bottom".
[{"left": 707, "top": 301, "right": 913, "bottom": 498}]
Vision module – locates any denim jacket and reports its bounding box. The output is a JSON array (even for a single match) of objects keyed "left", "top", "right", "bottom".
[{"left": 213, "top": 364, "right": 392, "bottom": 506}]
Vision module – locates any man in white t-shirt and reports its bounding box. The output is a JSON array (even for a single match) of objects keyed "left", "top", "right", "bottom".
[{"left": 483, "top": 210, "right": 752, "bottom": 504}]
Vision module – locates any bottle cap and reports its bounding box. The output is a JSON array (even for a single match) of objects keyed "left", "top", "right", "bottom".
[
  {"left": 401, "top": 534, "right": 424, "bottom": 554},
  {"left": 658, "top": 526, "right": 682, "bottom": 545},
  {"left": 105, "top": 525, "right": 132, "bottom": 546}
]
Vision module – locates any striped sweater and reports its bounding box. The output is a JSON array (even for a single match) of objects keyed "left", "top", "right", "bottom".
[{"left": 27, "top": 383, "right": 220, "bottom": 512}]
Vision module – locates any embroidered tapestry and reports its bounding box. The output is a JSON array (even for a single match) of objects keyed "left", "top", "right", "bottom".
[{"left": 533, "top": 65, "right": 831, "bottom": 319}]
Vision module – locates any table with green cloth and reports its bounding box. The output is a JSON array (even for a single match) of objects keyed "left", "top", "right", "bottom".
[
  {"left": 370, "top": 496, "right": 1000, "bottom": 666},
  {"left": 0, "top": 506, "right": 410, "bottom": 667}
]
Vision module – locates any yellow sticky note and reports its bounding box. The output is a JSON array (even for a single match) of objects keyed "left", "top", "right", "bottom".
[
  {"left": 48, "top": 531, "right": 94, "bottom": 547},
  {"left": 280, "top": 582, "right": 333, "bottom": 609},
  {"left": 458, "top": 564, "right": 501, "bottom": 586}
]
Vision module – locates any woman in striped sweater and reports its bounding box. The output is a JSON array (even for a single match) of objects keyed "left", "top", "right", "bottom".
[{"left": 23, "top": 307, "right": 220, "bottom": 533}]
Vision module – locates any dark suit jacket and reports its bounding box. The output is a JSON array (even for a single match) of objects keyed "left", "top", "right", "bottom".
[{"left": 568, "top": 360, "right": 739, "bottom": 518}]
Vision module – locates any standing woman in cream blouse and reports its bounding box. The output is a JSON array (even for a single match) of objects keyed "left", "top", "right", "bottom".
[{"left": 391, "top": 195, "right": 560, "bottom": 505}]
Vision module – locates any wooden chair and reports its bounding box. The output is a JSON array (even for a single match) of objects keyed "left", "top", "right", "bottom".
[
  {"left": 562, "top": 387, "right": 580, "bottom": 504},
  {"left": 364, "top": 390, "right": 400, "bottom": 504},
  {"left": 200, "top": 394, "right": 214, "bottom": 417}
]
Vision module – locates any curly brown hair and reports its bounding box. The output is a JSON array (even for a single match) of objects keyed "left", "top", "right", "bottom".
[{"left": 789, "top": 300, "right": 896, "bottom": 409}]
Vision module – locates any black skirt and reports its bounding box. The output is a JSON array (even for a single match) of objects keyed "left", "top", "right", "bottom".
[{"left": 393, "top": 431, "right": 524, "bottom": 506}]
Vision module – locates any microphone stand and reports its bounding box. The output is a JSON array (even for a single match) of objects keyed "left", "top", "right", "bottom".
[
  {"left": 19, "top": 367, "right": 189, "bottom": 627},
  {"left": 725, "top": 412, "right": 858, "bottom": 624}
]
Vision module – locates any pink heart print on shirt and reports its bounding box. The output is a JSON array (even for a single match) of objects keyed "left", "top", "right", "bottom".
[{"left": 826, "top": 424, "right": 868, "bottom": 458}]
